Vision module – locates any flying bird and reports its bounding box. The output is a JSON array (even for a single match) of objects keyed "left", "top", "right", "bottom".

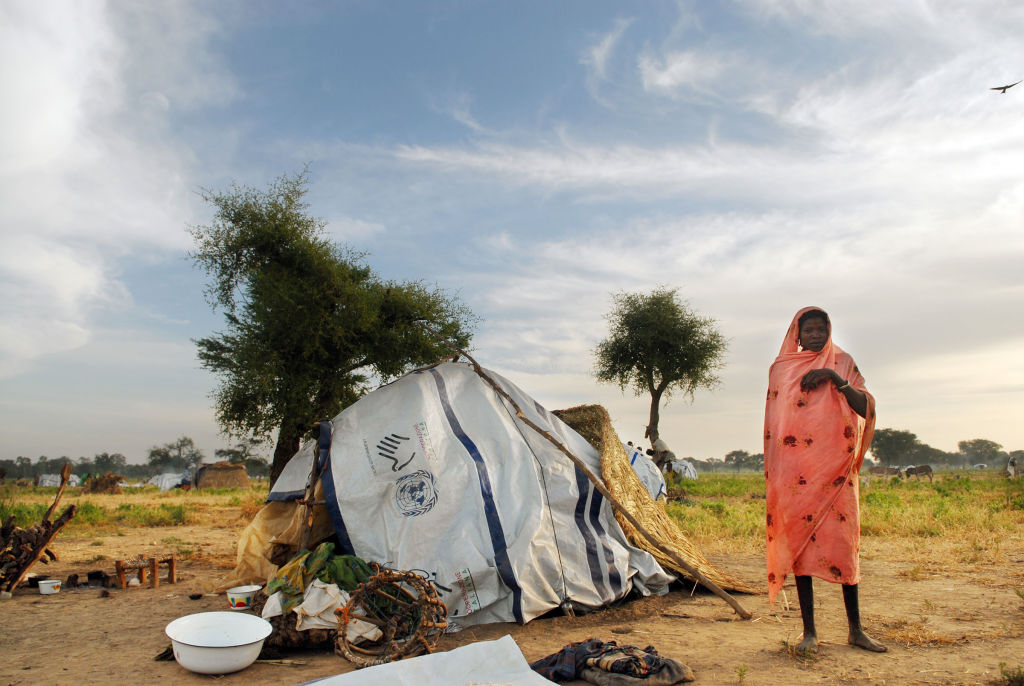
[{"left": 990, "top": 80, "right": 1021, "bottom": 93}]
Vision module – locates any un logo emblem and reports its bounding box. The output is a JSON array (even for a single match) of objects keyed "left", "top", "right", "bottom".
[{"left": 394, "top": 470, "right": 439, "bottom": 517}]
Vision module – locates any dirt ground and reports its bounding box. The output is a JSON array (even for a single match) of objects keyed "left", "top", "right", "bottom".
[{"left": 2, "top": 514, "right": 1023, "bottom": 686}]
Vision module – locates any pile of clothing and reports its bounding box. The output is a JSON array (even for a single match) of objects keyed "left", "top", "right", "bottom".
[{"left": 530, "top": 638, "right": 694, "bottom": 685}]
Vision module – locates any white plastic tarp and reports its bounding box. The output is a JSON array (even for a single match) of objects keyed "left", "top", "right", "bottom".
[
  {"left": 625, "top": 444, "right": 666, "bottom": 500},
  {"left": 666, "top": 460, "right": 698, "bottom": 480},
  {"left": 37, "top": 473, "right": 79, "bottom": 487},
  {"left": 148, "top": 473, "right": 186, "bottom": 491},
  {"left": 270, "top": 362, "right": 671, "bottom": 627},
  {"left": 304, "top": 634, "right": 554, "bottom": 685}
]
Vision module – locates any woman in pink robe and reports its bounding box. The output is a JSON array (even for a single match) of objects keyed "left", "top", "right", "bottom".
[{"left": 764, "top": 307, "right": 886, "bottom": 653}]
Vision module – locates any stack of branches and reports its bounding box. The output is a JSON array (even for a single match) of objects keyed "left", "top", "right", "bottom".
[
  {"left": 1, "top": 464, "right": 78, "bottom": 595},
  {"left": 83, "top": 472, "right": 124, "bottom": 495}
]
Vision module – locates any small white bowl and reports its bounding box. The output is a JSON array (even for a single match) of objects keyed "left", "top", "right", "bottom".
[
  {"left": 38, "top": 579, "right": 61, "bottom": 595},
  {"left": 165, "top": 611, "right": 272, "bottom": 674},
  {"left": 226, "top": 584, "right": 262, "bottom": 611}
]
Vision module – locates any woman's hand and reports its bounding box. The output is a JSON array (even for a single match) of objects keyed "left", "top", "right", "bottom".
[
  {"left": 800, "top": 368, "right": 868, "bottom": 418},
  {"left": 800, "top": 368, "right": 841, "bottom": 391}
]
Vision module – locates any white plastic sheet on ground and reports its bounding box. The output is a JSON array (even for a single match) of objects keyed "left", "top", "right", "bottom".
[
  {"left": 302, "top": 634, "right": 554, "bottom": 685},
  {"left": 270, "top": 361, "right": 671, "bottom": 627},
  {"left": 147, "top": 473, "right": 187, "bottom": 491}
]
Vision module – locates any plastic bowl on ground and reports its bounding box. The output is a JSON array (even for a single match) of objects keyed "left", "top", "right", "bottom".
[
  {"left": 38, "top": 579, "right": 62, "bottom": 595},
  {"left": 164, "top": 611, "right": 272, "bottom": 674},
  {"left": 225, "top": 584, "right": 262, "bottom": 611}
]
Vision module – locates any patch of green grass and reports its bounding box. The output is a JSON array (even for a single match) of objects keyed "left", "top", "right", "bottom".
[
  {"left": 0, "top": 499, "right": 47, "bottom": 527},
  {"left": 993, "top": 662, "right": 1024, "bottom": 686},
  {"left": 113, "top": 503, "right": 188, "bottom": 526}
]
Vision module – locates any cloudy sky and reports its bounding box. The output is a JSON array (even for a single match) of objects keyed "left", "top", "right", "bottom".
[{"left": 2, "top": 0, "right": 1023, "bottom": 465}]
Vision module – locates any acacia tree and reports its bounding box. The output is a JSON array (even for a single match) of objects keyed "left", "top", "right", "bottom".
[
  {"left": 190, "top": 170, "right": 474, "bottom": 486},
  {"left": 216, "top": 439, "right": 270, "bottom": 478},
  {"left": 593, "top": 288, "right": 726, "bottom": 446},
  {"left": 869, "top": 428, "right": 920, "bottom": 466},
  {"left": 148, "top": 436, "right": 205, "bottom": 472}
]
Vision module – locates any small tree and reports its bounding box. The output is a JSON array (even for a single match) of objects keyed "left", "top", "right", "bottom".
[
  {"left": 93, "top": 452, "right": 127, "bottom": 474},
  {"left": 190, "top": 170, "right": 475, "bottom": 486},
  {"left": 724, "top": 450, "right": 750, "bottom": 472},
  {"left": 594, "top": 288, "right": 726, "bottom": 445},
  {"left": 215, "top": 439, "right": 264, "bottom": 465},
  {"left": 870, "top": 428, "right": 920, "bottom": 466},
  {"left": 957, "top": 438, "right": 1004, "bottom": 467},
  {"left": 148, "top": 436, "right": 204, "bottom": 472}
]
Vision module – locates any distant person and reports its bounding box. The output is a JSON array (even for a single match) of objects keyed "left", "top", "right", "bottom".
[
  {"left": 648, "top": 437, "right": 675, "bottom": 471},
  {"left": 764, "top": 307, "right": 886, "bottom": 654}
]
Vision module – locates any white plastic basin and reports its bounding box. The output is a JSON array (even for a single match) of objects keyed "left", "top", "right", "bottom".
[
  {"left": 165, "top": 611, "right": 272, "bottom": 674},
  {"left": 38, "top": 579, "right": 61, "bottom": 594}
]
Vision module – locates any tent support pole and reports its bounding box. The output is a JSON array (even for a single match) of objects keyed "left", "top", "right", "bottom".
[{"left": 417, "top": 324, "right": 752, "bottom": 620}]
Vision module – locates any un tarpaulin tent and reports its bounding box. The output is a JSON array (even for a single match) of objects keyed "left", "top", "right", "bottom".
[
  {"left": 667, "top": 459, "right": 698, "bottom": 480},
  {"left": 148, "top": 473, "right": 188, "bottom": 491},
  {"left": 625, "top": 444, "right": 666, "bottom": 500},
  {"left": 38, "top": 473, "right": 79, "bottom": 487},
  {"left": 262, "top": 361, "right": 672, "bottom": 626}
]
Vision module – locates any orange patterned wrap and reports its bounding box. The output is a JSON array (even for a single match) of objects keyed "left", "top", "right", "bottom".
[{"left": 764, "top": 307, "right": 875, "bottom": 606}]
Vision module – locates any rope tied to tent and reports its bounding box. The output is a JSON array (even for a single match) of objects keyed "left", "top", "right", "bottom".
[
  {"left": 416, "top": 322, "right": 753, "bottom": 620},
  {"left": 334, "top": 565, "right": 449, "bottom": 667}
]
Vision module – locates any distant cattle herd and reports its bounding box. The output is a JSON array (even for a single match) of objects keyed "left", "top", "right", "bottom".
[
  {"left": 866, "top": 461, "right": 1021, "bottom": 480},
  {"left": 864, "top": 463, "right": 936, "bottom": 481}
]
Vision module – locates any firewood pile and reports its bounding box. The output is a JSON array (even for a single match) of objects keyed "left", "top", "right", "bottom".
[
  {"left": 82, "top": 472, "right": 124, "bottom": 494},
  {"left": 0, "top": 464, "right": 78, "bottom": 596}
]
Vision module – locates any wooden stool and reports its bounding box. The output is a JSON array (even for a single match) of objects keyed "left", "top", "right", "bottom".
[{"left": 115, "top": 554, "right": 176, "bottom": 589}]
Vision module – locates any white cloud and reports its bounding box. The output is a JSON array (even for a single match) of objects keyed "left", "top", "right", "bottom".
[
  {"left": 0, "top": 2, "right": 235, "bottom": 377},
  {"left": 638, "top": 50, "right": 729, "bottom": 95},
  {"left": 582, "top": 17, "right": 634, "bottom": 82}
]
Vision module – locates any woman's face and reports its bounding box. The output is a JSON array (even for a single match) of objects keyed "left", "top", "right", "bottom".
[{"left": 798, "top": 317, "right": 829, "bottom": 352}]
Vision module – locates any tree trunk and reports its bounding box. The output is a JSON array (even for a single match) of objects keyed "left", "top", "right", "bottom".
[
  {"left": 270, "top": 421, "right": 303, "bottom": 489},
  {"left": 646, "top": 389, "right": 663, "bottom": 445}
]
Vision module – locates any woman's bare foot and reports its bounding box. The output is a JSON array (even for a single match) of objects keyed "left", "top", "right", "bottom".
[
  {"left": 849, "top": 629, "right": 887, "bottom": 652},
  {"left": 796, "top": 633, "right": 819, "bottom": 654}
]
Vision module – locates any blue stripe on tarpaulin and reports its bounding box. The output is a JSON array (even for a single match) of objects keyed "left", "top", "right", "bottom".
[
  {"left": 266, "top": 488, "right": 305, "bottom": 502},
  {"left": 588, "top": 489, "right": 624, "bottom": 595},
  {"left": 573, "top": 466, "right": 610, "bottom": 601},
  {"left": 318, "top": 420, "right": 355, "bottom": 555},
  {"left": 429, "top": 368, "right": 524, "bottom": 624}
]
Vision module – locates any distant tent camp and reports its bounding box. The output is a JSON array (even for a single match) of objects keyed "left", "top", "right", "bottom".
[
  {"left": 194, "top": 462, "right": 249, "bottom": 490},
  {"left": 221, "top": 361, "right": 754, "bottom": 625}
]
